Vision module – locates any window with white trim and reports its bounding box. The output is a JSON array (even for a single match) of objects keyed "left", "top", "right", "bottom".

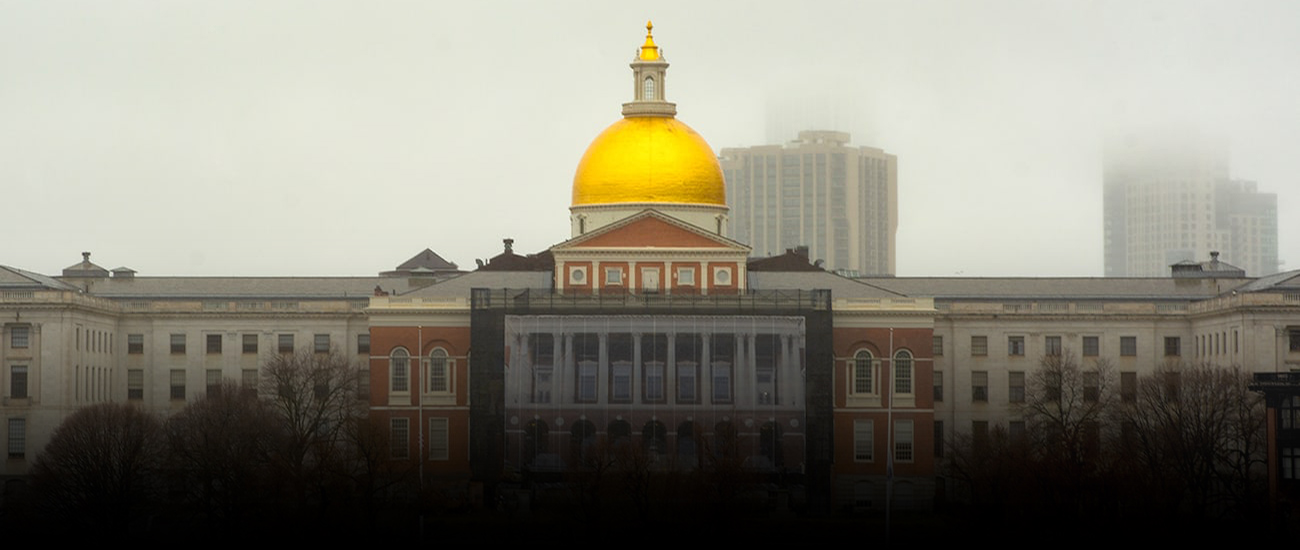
[
  {"left": 390, "top": 418, "right": 409, "bottom": 459},
  {"left": 390, "top": 348, "right": 410, "bottom": 393},
  {"left": 894, "top": 420, "right": 914, "bottom": 462},
  {"left": 852, "top": 350, "right": 873, "bottom": 395},
  {"left": 429, "top": 417, "right": 449, "bottom": 461},
  {"left": 427, "top": 348, "right": 450, "bottom": 393},
  {"left": 604, "top": 267, "right": 623, "bottom": 285},
  {"left": 854, "top": 419, "right": 873, "bottom": 462},
  {"left": 677, "top": 267, "right": 695, "bottom": 286},
  {"left": 893, "top": 350, "right": 913, "bottom": 395}
]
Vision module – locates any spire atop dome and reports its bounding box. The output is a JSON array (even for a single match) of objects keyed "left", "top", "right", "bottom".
[
  {"left": 623, "top": 22, "right": 675, "bottom": 117},
  {"left": 639, "top": 21, "right": 660, "bottom": 61}
]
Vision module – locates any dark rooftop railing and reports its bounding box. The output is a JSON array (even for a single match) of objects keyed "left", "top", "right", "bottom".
[{"left": 471, "top": 288, "right": 831, "bottom": 313}]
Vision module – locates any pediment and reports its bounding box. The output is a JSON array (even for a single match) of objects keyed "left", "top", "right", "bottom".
[{"left": 555, "top": 210, "right": 749, "bottom": 252}]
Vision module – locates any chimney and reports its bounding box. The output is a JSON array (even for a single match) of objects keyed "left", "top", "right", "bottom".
[
  {"left": 795, "top": 245, "right": 810, "bottom": 258},
  {"left": 504, "top": 238, "right": 514, "bottom": 253},
  {"left": 82, "top": 251, "right": 91, "bottom": 264}
]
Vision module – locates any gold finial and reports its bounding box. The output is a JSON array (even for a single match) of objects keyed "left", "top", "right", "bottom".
[{"left": 639, "top": 20, "right": 660, "bottom": 61}]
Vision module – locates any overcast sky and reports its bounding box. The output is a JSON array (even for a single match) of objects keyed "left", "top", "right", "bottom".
[{"left": 3, "top": 0, "right": 1297, "bottom": 277}]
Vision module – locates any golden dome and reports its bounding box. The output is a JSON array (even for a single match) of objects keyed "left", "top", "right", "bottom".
[{"left": 572, "top": 116, "right": 725, "bottom": 206}]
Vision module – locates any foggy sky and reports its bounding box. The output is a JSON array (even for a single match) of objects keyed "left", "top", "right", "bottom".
[{"left": 3, "top": 0, "right": 1297, "bottom": 277}]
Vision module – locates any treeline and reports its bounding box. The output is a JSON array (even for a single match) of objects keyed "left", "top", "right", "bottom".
[
  {"left": 945, "top": 352, "right": 1268, "bottom": 529},
  {"left": 8, "top": 350, "right": 424, "bottom": 539}
]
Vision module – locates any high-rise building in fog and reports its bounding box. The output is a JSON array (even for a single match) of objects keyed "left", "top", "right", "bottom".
[
  {"left": 1104, "top": 134, "right": 1278, "bottom": 277},
  {"left": 721, "top": 131, "right": 897, "bottom": 276}
]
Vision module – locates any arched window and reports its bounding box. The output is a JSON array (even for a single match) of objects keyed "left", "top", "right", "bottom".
[
  {"left": 390, "top": 348, "right": 410, "bottom": 392},
  {"left": 427, "top": 348, "right": 449, "bottom": 392},
  {"left": 853, "top": 350, "right": 873, "bottom": 395},
  {"left": 894, "top": 350, "right": 913, "bottom": 395},
  {"left": 643, "top": 76, "right": 655, "bottom": 100}
]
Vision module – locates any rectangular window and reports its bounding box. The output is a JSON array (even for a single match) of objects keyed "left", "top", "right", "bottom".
[
  {"left": 242, "top": 369, "right": 258, "bottom": 390},
  {"left": 10, "top": 366, "right": 28, "bottom": 399},
  {"left": 170, "top": 333, "right": 186, "bottom": 354},
  {"left": 278, "top": 334, "right": 294, "bottom": 354},
  {"left": 972, "top": 371, "right": 988, "bottom": 402},
  {"left": 206, "top": 369, "right": 221, "bottom": 397},
  {"left": 644, "top": 363, "right": 664, "bottom": 402},
  {"left": 677, "top": 267, "right": 695, "bottom": 286},
  {"left": 1009, "top": 421, "right": 1026, "bottom": 439},
  {"left": 611, "top": 363, "right": 632, "bottom": 402},
  {"left": 429, "top": 418, "right": 450, "bottom": 461},
  {"left": 971, "top": 336, "right": 988, "bottom": 356},
  {"left": 1164, "top": 336, "right": 1181, "bottom": 357},
  {"left": 7, "top": 418, "right": 25, "bottom": 458},
  {"left": 128, "top": 369, "right": 144, "bottom": 400},
  {"left": 206, "top": 334, "right": 222, "bottom": 354},
  {"left": 169, "top": 370, "right": 185, "bottom": 400},
  {"left": 357, "top": 334, "right": 370, "bottom": 354},
  {"left": 713, "top": 364, "right": 733, "bottom": 403},
  {"left": 1045, "top": 336, "right": 1062, "bottom": 356},
  {"left": 577, "top": 363, "right": 597, "bottom": 403},
  {"left": 1121, "top": 372, "right": 1137, "bottom": 403},
  {"left": 314, "top": 334, "right": 330, "bottom": 353},
  {"left": 604, "top": 267, "right": 622, "bottom": 285},
  {"left": 128, "top": 334, "right": 144, "bottom": 354},
  {"left": 933, "top": 421, "right": 944, "bottom": 458},
  {"left": 711, "top": 334, "right": 734, "bottom": 403},
  {"left": 677, "top": 363, "right": 697, "bottom": 403},
  {"left": 1291, "top": 329, "right": 1300, "bottom": 352},
  {"left": 933, "top": 371, "right": 943, "bottom": 402},
  {"left": 894, "top": 420, "right": 914, "bottom": 462},
  {"left": 10, "top": 326, "right": 29, "bottom": 349},
  {"left": 1082, "top": 336, "right": 1099, "bottom": 357},
  {"left": 972, "top": 420, "right": 989, "bottom": 442},
  {"left": 1084, "top": 371, "right": 1100, "bottom": 402},
  {"left": 1008, "top": 336, "right": 1025, "bottom": 356},
  {"left": 1008, "top": 371, "right": 1025, "bottom": 403},
  {"left": 390, "top": 418, "right": 409, "bottom": 459},
  {"left": 932, "top": 336, "right": 943, "bottom": 356},
  {"left": 853, "top": 419, "right": 873, "bottom": 462},
  {"left": 1120, "top": 336, "right": 1137, "bottom": 357},
  {"left": 243, "top": 334, "right": 258, "bottom": 354}
]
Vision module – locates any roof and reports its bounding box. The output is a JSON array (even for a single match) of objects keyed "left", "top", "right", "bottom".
[
  {"left": 399, "top": 271, "right": 553, "bottom": 298},
  {"left": 748, "top": 248, "right": 822, "bottom": 272},
  {"left": 64, "top": 277, "right": 412, "bottom": 300},
  {"left": 380, "top": 248, "right": 462, "bottom": 277},
  {"left": 1232, "top": 270, "right": 1300, "bottom": 293},
  {"left": 749, "top": 271, "right": 905, "bottom": 299},
  {"left": 860, "top": 277, "right": 1249, "bottom": 300},
  {"left": 0, "top": 265, "right": 80, "bottom": 291}
]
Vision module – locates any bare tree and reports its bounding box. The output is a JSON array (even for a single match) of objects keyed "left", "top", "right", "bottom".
[
  {"left": 259, "top": 347, "right": 364, "bottom": 514},
  {"left": 165, "top": 382, "right": 283, "bottom": 530},
  {"left": 1020, "top": 351, "right": 1117, "bottom": 471},
  {"left": 1119, "top": 362, "right": 1266, "bottom": 518},
  {"left": 261, "top": 348, "right": 363, "bottom": 473},
  {"left": 30, "top": 403, "right": 164, "bottom": 530}
]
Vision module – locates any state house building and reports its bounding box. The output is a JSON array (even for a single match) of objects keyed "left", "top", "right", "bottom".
[{"left": 4, "top": 24, "right": 1300, "bottom": 512}]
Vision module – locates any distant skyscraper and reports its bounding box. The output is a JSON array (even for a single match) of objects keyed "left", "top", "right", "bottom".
[
  {"left": 721, "top": 130, "right": 897, "bottom": 276},
  {"left": 1104, "top": 133, "right": 1278, "bottom": 277}
]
